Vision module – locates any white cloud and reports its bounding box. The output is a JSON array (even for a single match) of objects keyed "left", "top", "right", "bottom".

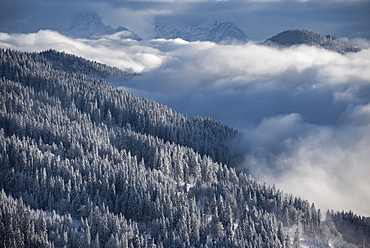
[
  {"left": 241, "top": 104, "right": 370, "bottom": 216},
  {"left": 269, "top": 121, "right": 370, "bottom": 216},
  {"left": 123, "top": 41, "right": 370, "bottom": 99},
  {"left": 0, "top": 30, "right": 166, "bottom": 72},
  {"left": 351, "top": 38, "right": 370, "bottom": 49}
]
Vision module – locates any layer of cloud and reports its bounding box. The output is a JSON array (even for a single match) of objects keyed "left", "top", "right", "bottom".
[
  {"left": 127, "top": 41, "right": 370, "bottom": 93},
  {"left": 255, "top": 112, "right": 370, "bottom": 216},
  {"left": 1, "top": 30, "right": 370, "bottom": 216}
]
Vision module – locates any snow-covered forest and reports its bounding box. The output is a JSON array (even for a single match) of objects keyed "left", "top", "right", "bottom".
[{"left": 1, "top": 48, "right": 369, "bottom": 247}]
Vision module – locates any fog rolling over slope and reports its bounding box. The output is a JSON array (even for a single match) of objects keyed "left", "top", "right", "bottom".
[{"left": 1, "top": 21, "right": 370, "bottom": 219}]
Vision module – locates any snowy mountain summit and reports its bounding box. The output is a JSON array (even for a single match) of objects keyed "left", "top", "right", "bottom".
[
  {"left": 64, "top": 12, "right": 142, "bottom": 40},
  {"left": 155, "top": 21, "right": 249, "bottom": 43},
  {"left": 263, "top": 29, "right": 360, "bottom": 54}
]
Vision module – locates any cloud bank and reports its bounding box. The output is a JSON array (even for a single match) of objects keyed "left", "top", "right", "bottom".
[{"left": 1, "top": 30, "right": 370, "bottom": 216}]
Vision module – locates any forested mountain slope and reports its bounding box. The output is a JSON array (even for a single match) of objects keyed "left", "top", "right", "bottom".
[
  {"left": 0, "top": 48, "right": 238, "bottom": 166},
  {"left": 0, "top": 48, "right": 369, "bottom": 247}
]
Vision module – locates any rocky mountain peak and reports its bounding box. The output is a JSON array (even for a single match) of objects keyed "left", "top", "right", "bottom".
[{"left": 64, "top": 12, "right": 142, "bottom": 41}]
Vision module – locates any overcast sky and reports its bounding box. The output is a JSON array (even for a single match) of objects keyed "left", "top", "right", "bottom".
[
  {"left": 1, "top": 0, "right": 370, "bottom": 216},
  {"left": 0, "top": 0, "right": 369, "bottom": 39}
]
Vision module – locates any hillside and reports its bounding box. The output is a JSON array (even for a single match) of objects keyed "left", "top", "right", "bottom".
[
  {"left": 0, "top": 48, "right": 369, "bottom": 247},
  {"left": 263, "top": 29, "right": 361, "bottom": 54}
]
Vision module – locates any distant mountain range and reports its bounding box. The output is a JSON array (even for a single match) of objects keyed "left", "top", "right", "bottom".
[
  {"left": 61, "top": 13, "right": 361, "bottom": 53},
  {"left": 263, "top": 29, "right": 361, "bottom": 54},
  {"left": 155, "top": 21, "right": 249, "bottom": 43},
  {"left": 63, "top": 13, "right": 248, "bottom": 44}
]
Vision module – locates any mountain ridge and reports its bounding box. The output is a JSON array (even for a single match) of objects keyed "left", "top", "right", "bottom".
[{"left": 263, "top": 29, "right": 361, "bottom": 54}]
